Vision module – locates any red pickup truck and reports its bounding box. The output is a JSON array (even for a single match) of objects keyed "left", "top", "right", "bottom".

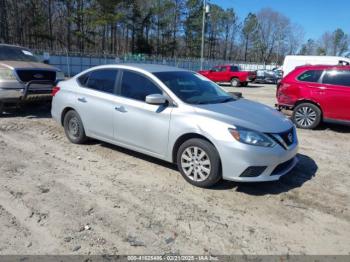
[{"left": 198, "top": 65, "right": 256, "bottom": 87}]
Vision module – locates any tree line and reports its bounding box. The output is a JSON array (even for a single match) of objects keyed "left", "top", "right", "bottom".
[{"left": 0, "top": 0, "right": 349, "bottom": 64}]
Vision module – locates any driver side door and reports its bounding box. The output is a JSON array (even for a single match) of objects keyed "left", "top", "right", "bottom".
[
  {"left": 113, "top": 70, "right": 173, "bottom": 158},
  {"left": 208, "top": 66, "right": 222, "bottom": 81}
]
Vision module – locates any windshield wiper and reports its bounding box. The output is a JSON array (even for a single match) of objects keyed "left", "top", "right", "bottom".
[
  {"left": 193, "top": 101, "right": 211, "bottom": 104},
  {"left": 217, "top": 97, "right": 234, "bottom": 103}
]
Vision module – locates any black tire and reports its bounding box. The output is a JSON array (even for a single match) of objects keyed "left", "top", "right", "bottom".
[
  {"left": 292, "top": 103, "right": 322, "bottom": 129},
  {"left": 63, "top": 110, "right": 87, "bottom": 144},
  {"left": 230, "top": 78, "right": 240, "bottom": 87},
  {"left": 0, "top": 102, "right": 3, "bottom": 116},
  {"left": 177, "top": 138, "right": 221, "bottom": 188}
]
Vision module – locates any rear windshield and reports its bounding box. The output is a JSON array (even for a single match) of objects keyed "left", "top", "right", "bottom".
[{"left": 0, "top": 45, "right": 38, "bottom": 62}]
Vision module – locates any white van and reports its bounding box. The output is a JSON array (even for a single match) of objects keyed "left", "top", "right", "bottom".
[{"left": 282, "top": 55, "right": 350, "bottom": 77}]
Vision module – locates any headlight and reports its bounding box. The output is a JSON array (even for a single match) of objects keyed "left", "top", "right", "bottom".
[
  {"left": 229, "top": 127, "right": 276, "bottom": 147},
  {"left": 56, "top": 71, "right": 65, "bottom": 80},
  {"left": 0, "top": 68, "right": 16, "bottom": 80}
]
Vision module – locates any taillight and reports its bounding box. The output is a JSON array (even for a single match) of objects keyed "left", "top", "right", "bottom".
[{"left": 52, "top": 86, "right": 60, "bottom": 96}]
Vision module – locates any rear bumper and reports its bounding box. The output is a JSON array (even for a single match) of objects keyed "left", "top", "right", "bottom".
[
  {"left": 275, "top": 103, "right": 294, "bottom": 111},
  {"left": 248, "top": 76, "right": 256, "bottom": 82}
]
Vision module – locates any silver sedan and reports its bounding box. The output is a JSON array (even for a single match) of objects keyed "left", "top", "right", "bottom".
[{"left": 51, "top": 64, "right": 298, "bottom": 187}]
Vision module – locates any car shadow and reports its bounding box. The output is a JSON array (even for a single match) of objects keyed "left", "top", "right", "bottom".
[
  {"left": 316, "top": 123, "right": 350, "bottom": 133},
  {"left": 210, "top": 153, "right": 317, "bottom": 195},
  {"left": 95, "top": 141, "right": 317, "bottom": 195},
  {"left": 244, "top": 84, "right": 268, "bottom": 88},
  {"left": 98, "top": 141, "right": 178, "bottom": 171},
  {"left": 0, "top": 102, "right": 52, "bottom": 119}
]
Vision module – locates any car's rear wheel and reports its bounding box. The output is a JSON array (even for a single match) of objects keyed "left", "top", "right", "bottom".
[
  {"left": 63, "top": 110, "right": 87, "bottom": 144},
  {"left": 177, "top": 138, "right": 221, "bottom": 188},
  {"left": 292, "top": 103, "right": 321, "bottom": 129},
  {"left": 231, "top": 78, "right": 240, "bottom": 87}
]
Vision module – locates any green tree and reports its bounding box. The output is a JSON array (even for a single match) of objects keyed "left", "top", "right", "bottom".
[
  {"left": 242, "top": 13, "right": 258, "bottom": 61},
  {"left": 184, "top": 0, "right": 202, "bottom": 57}
]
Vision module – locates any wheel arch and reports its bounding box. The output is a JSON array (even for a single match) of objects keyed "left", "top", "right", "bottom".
[
  {"left": 61, "top": 106, "right": 76, "bottom": 126},
  {"left": 294, "top": 99, "right": 323, "bottom": 119},
  {"left": 171, "top": 133, "right": 218, "bottom": 163}
]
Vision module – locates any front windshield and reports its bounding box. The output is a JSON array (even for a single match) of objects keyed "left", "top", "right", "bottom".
[
  {"left": 0, "top": 45, "right": 39, "bottom": 62},
  {"left": 154, "top": 71, "right": 236, "bottom": 104}
]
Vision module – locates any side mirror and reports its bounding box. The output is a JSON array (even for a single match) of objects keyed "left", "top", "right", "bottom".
[{"left": 145, "top": 94, "right": 167, "bottom": 105}]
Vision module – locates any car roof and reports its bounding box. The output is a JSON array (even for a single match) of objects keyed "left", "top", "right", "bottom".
[
  {"left": 117, "top": 63, "right": 188, "bottom": 73},
  {"left": 295, "top": 64, "right": 350, "bottom": 70},
  {"left": 0, "top": 43, "right": 30, "bottom": 50},
  {"left": 214, "top": 64, "right": 238, "bottom": 67}
]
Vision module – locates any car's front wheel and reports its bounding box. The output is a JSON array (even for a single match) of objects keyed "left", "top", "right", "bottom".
[
  {"left": 292, "top": 103, "right": 322, "bottom": 129},
  {"left": 63, "top": 110, "right": 87, "bottom": 144},
  {"left": 177, "top": 138, "right": 221, "bottom": 188}
]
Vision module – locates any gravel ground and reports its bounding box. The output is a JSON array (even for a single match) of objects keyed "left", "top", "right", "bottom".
[{"left": 0, "top": 83, "right": 349, "bottom": 255}]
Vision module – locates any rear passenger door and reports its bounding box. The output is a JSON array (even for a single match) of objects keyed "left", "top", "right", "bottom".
[
  {"left": 76, "top": 69, "right": 119, "bottom": 140},
  {"left": 321, "top": 70, "right": 350, "bottom": 121},
  {"left": 113, "top": 70, "right": 172, "bottom": 157}
]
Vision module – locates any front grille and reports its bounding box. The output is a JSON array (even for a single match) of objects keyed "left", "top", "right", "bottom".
[
  {"left": 279, "top": 128, "right": 294, "bottom": 146},
  {"left": 271, "top": 158, "right": 294, "bottom": 175},
  {"left": 268, "top": 128, "right": 295, "bottom": 149},
  {"left": 16, "top": 69, "right": 56, "bottom": 83},
  {"left": 240, "top": 166, "right": 267, "bottom": 177}
]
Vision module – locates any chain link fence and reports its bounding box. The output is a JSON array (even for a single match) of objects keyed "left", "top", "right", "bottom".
[{"left": 33, "top": 50, "right": 278, "bottom": 76}]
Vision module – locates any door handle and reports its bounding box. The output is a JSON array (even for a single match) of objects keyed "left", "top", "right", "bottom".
[
  {"left": 115, "top": 106, "right": 127, "bottom": 113},
  {"left": 77, "top": 97, "right": 87, "bottom": 103}
]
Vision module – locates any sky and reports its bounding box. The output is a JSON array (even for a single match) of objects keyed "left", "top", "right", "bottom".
[{"left": 211, "top": 0, "right": 350, "bottom": 40}]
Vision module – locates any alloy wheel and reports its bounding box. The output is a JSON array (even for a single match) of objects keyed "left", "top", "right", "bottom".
[
  {"left": 294, "top": 106, "right": 317, "bottom": 128},
  {"left": 180, "top": 146, "right": 211, "bottom": 182}
]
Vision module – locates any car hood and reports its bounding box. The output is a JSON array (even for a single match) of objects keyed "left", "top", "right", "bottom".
[
  {"left": 0, "top": 60, "right": 58, "bottom": 70},
  {"left": 193, "top": 99, "right": 293, "bottom": 133}
]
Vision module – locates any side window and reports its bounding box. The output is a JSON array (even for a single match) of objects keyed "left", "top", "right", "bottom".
[
  {"left": 220, "top": 67, "right": 228, "bottom": 72},
  {"left": 85, "top": 69, "right": 118, "bottom": 94},
  {"left": 120, "top": 71, "right": 162, "bottom": 102},
  {"left": 230, "top": 66, "right": 239, "bottom": 72},
  {"left": 77, "top": 73, "right": 89, "bottom": 86},
  {"left": 297, "top": 70, "right": 322, "bottom": 83},
  {"left": 322, "top": 70, "right": 350, "bottom": 87},
  {"left": 211, "top": 67, "right": 221, "bottom": 72}
]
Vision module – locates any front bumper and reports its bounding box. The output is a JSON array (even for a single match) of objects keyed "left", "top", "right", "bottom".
[
  {"left": 218, "top": 139, "right": 299, "bottom": 182},
  {"left": 0, "top": 80, "right": 53, "bottom": 102}
]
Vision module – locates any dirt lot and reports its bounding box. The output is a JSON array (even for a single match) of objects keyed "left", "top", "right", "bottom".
[{"left": 0, "top": 84, "right": 349, "bottom": 255}]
